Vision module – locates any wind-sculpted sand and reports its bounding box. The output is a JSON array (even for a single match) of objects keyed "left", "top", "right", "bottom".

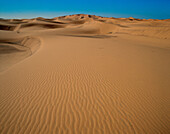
[
  {"left": 0, "top": 14, "right": 170, "bottom": 134},
  {"left": 0, "top": 35, "right": 41, "bottom": 72}
]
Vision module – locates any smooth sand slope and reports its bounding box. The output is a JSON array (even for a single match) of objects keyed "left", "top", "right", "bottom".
[{"left": 0, "top": 14, "right": 170, "bottom": 134}]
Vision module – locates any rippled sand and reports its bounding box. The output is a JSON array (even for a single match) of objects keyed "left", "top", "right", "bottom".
[{"left": 0, "top": 14, "right": 170, "bottom": 134}]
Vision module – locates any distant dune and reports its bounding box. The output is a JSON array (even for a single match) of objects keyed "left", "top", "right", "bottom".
[{"left": 0, "top": 14, "right": 170, "bottom": 134}]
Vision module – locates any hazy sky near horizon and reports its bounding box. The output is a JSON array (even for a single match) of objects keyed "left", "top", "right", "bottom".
[{"left": 0, "top": 0, "right": 170, "bottom": 19}]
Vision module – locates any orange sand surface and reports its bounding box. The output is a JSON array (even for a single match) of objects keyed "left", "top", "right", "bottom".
[{"left": 0, "top": 14, "right": 170, "bottom": 134}]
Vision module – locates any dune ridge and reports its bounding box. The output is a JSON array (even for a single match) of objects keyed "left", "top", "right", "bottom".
[
  {"left": 1, "top": 14, "right": 170, "bottom": 39},
  {"left": 0, "top": 14, "right": 170, "bottom": 134},
  {"left": 0, "top": 36, "right": 41, "bottom": 72}
]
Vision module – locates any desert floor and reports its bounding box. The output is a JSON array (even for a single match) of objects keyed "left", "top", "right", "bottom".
[{"left": 0, "top": 14, "right": 170, "bottom": 134}]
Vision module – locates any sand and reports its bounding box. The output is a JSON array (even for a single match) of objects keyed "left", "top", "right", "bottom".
[{"left": 0, "top": 14, "right": 170, "bottom": 134}]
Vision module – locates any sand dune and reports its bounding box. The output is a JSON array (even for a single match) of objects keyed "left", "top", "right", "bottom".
[
  {"left": 0, "top": 35, "right": 41, "bottom": 72},
  {"left": 0, "top": 14, "right": 170, "bottom": 134},
  {"left": 0, "top": 24, "right": 16, "bottom": 31}
]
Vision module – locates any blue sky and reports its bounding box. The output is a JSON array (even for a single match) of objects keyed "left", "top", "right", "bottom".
[{"left": 0, "top": 0, "right": 170, "bottom": 19}]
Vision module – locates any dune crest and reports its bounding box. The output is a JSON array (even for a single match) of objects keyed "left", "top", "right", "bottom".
[{"left": 0, "top": 36, "right": 41, "bottom": 72}]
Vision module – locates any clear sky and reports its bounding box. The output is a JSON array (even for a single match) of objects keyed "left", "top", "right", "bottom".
[{"left": 0, "top": 0, "right": 170, "bottom": 19}]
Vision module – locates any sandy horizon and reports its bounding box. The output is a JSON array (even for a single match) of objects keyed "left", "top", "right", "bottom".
[{"left": 0, "top": 14, "right": 170, "bottom": 134}]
